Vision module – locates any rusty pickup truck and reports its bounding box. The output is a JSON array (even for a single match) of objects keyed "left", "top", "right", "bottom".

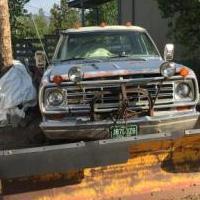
[{"left": 39, "top": 25, "right": 200, "bottom": 140}]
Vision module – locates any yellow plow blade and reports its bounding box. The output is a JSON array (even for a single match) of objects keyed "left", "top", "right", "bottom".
[{"left": 3, "top": 134, "right": 200, "bottom": 200}]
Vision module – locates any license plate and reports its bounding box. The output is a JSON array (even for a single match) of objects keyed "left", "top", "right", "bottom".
[{"left": 110, "top": 125, "right": 138, "bottom": 139}]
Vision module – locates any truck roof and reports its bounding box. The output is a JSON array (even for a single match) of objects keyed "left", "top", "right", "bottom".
[{"left": 62, "top": 25, "right": 146, "bottom": 34}]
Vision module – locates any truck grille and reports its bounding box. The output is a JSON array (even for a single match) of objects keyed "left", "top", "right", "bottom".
[{"left": 65, "top": 82, "right": 174, "bottom": 112}]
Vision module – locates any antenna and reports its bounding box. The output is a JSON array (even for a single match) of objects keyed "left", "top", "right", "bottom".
[{"left": 30, "top": 14, "right": 50, "bottom": 68}]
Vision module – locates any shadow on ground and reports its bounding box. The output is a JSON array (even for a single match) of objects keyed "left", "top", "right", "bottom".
[{"left": 2, "top": 170, "right": 84, "bottom": 195}]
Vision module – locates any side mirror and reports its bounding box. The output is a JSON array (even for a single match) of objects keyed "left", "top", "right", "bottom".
[
  {"left": 35, "top": 51, "right": 47, "bottom": 68},
  {"left": 164, "top": 44, "right": 174, "bottom": 61}
]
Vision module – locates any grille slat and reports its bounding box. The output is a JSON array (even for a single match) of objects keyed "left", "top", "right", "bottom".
[{"left": 64, "top": 82, "right": 174, "bottom": 112}]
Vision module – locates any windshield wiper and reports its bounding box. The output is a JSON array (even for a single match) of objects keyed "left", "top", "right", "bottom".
[
  {"left": 60, "top": 57, "right": 102, "bottom": 63},
  {"left": 109, "top": 55, "right": 146, "bottom": 61},
  {"left": 109, "top": 54, "right": 130, "bottom": 58}
]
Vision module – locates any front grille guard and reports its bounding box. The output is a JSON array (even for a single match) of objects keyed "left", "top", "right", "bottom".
[
  {"left": 39, "top": 75, "right": 199, "bottom": 115},
  {"left": 90, "top": 84, "right": 155, "bottom": 122}
]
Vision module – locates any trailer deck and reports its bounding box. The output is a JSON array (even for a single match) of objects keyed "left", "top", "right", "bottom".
[{"left": 1, "top": 129, "right": 200, "bottom": 199}]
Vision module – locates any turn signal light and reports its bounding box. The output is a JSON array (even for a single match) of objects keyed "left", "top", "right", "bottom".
[
  {"left": 100, "top": 22, "right": 107, "bottom": 27},
  {"left": 47, "top": 114, "right": 65, "bottom": 120},
  {"left": 53, "top": 75, "right": 63, "bottom": 85},
  {"left": 180, "top": 67, "right": 189, "bottom": 77},
  {"left": 126, "top": 21, "right": 132, "bottom": 26},
  {"left": 176, "top": 106, "right": 191, "bottom": 111},
  {"left": 74, "top": 22, "right": 81, "bottom": 29}
]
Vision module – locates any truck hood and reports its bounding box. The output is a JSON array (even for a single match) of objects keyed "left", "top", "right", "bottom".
[{"left": 49, "top": 59, "right": 166, "bottom": 80}]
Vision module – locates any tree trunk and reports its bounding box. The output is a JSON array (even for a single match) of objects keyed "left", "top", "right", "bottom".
[{"left": 0, "top": 0, "right": 13, "bottom": 72}]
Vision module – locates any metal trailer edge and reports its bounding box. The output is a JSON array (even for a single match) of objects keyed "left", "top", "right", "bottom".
[{"left": 0, "top": 129, "right": 199, "bottom": 180}]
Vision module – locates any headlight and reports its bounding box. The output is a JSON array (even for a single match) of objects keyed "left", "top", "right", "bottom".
[
  {"left": 47, "top": 90, "right": 64, "bottom": 106},
  {"left": 160, "top": 62, "right": 176, "bottom": 78},
  {"left": 68, "top": 66, "right": 83, "bottom": 83},
  {"left": 175, "top": 82, "right": 191, "bottom": 99}
]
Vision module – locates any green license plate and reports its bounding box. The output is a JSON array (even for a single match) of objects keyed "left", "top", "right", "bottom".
[{"left": 110, "top": 125, "right": 138, "bottom": 139}]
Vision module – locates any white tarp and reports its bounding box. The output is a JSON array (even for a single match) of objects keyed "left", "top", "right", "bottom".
[{"left": 0, "top": 60, "right": 37, "bottom": 127}]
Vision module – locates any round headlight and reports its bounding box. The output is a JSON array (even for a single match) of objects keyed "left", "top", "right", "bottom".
[
  {"left": 48, "top": 90, "right": 64, "bottom": 106},
  {"left": 176, "top": 83, "right": 191, "bottom": 98},
  {"left": 68, "top": 66, "right": 83, "bottom": 83},
  {"left": 160, "top": 62, "right": 176, "bottom": 78}
]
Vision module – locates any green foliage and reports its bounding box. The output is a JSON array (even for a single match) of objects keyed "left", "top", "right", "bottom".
[
  {"left": 9, "top": 0, "right": 118, "bottom": 39},
  {"left": 86, "top": 0, "right": 118, "bottom": 26},
  {"left": 33, "top": 9, "right": 50, "bottom": 37},
  {"left": 100, "top": 0, "right": 118, "bottom": 25},
  {"left": 16, "top": 8, "right": 50, "bottom": 38},
  {"left": 49, "top": 0, "right": 80, "bottom": 33},
  {"left": 156, "top": 0, "right": 200, "bottom": 59},
  {"left": 9, "top": 0, "right": 80, "bottom": 39},
  {"left": 8, "top": 0, "right": 30, "bottom": 40}
]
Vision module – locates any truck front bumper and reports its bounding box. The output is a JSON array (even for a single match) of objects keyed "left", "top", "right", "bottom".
[{"left": 40, "top": 111, "right": 200, "bottom": 140}]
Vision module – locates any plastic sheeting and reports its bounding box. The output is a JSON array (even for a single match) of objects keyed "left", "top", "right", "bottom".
[{"left": 0, "top": 60, "right": 37, "bottom": 127}]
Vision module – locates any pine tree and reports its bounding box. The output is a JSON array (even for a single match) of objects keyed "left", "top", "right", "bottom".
[
  {"left": 8, "top": 0, "right": 30, "bottom": 40},
  {"left": 156, "top": 0, "right": 200, "bottom": 60},
  {"left": 49, "top": 0, "right": 80, "bottom": 33}
]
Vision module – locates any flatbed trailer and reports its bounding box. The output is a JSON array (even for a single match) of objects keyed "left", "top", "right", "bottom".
[{"left": 1, "top": 128, "right": 200, "bottom": 199}]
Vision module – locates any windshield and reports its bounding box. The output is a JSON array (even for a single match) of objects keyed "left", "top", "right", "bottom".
[{"left": 54, "top": 31, "right": 160, "bottom": 61}]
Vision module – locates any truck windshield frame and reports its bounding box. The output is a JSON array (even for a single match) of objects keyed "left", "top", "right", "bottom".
[{"left": 53, "top": 31, "right": 161, "bottom": 62}]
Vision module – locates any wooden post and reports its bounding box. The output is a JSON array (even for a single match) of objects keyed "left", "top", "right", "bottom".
[{"left": 0, "top": 0, "right": 13, "bottom": 72}]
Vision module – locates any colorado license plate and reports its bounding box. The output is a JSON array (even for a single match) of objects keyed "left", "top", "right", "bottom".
[{"left": 110, "top": 125, "right": 138, "bottom": 139}]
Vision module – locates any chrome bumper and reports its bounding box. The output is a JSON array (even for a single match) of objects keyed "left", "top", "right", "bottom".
[{"left": 40, "top": 111, "right": 200, "bottom": 140}]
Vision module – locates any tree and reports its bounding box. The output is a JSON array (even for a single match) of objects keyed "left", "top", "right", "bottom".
[
  {"left": 100, "top": 0, "right": 118, "bottom": 25},
  {"left": 86, "top": 0, "right": 118, "bottom": 26},
  {"left": 155, "top": 0, "right": 200, "bottom": 60},
  {"left": 49, "top": 0, "right": 80, "bottom": 33},
  {"left": 0, "top": 0, "right": 13, "bottom": 71},
  {"left": 33, "top": 9, "right": 50, "bottom": 37},
  {"left": 17, "top": 8, "right": 50, "bottom": 39},
  {"left": 8, "top": 0, "right": 30, "bottom": 40}
]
